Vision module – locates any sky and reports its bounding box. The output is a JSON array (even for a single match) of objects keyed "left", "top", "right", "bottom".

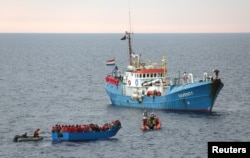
[{"left": 1, "top": 0, "right": 250, "bottom": 33}]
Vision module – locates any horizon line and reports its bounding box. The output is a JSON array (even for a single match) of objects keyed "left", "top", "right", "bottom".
[{"left": 0, "top": 32, "right": 250, "bottom": 34}]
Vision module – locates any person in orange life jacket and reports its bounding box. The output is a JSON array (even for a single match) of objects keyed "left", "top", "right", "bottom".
[
  {"left": 33, "top": 129, "right": 40, "bottom": 137},
  {"left": 147, "top": 113, "right": 156, "bottom": 129}
]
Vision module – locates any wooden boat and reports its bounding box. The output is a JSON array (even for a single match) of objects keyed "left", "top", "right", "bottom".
[
  {"left": 13, "top": 135, "right": 43, "bottom": 142},
  {"left": 51, "top": 120, "right": 121, "bottom": 141}
]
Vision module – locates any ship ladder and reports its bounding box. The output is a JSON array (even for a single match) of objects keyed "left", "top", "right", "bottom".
[{"left": 122, "top": 84, "right": 126, "bottom": 95}]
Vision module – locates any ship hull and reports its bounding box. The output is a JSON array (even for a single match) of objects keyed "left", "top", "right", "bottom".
[{"left": 105, "top": 79, "right": 223, "bottom": 112}]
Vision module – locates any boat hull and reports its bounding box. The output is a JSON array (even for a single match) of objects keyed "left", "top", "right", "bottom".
[
  {"left": 141, "top": 117, "right": 161, "bottom": 131},
  {"left": 105, "top": 79, "right": 223, "bottom": 112},
  {"left": 52, "top": 128, "right": 121, "bottom": 141},
  {"left": 141, "top": 124, "right": 161, "bottom": 131},
  {"left": 13, "top": 136, "right": 44, "bottom": 142}
]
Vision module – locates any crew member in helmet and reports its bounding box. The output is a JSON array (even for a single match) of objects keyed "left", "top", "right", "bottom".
[
  {"left": 142, "top": 110, "right": 148, "bottom": 125},
  {"left": 147, "top": 113, "right": 156, "bottom": 129}
]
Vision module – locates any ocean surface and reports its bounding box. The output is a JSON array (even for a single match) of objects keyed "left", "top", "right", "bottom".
[{"left": 0, "top": 33, "right": 249, "bottom": 158}]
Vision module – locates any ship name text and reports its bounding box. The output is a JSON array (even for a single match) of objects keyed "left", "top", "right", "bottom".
[{"left": 178, "top": 91, "right": 193, "bottom": 98}]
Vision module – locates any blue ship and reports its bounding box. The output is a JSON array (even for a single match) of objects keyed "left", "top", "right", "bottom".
[{"left": 105, "top": 32, "right": 224, "bottom": 112}]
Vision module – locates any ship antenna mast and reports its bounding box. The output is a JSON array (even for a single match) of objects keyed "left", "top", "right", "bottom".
[
  {"left": 127, "top": 0, "right": 132, "bottom": 65},
  {"left": 128, "top": 0, "right": 132, "bottom": 34}
]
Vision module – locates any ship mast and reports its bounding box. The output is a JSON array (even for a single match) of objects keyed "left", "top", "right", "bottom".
[
  {"left": 119, "top": 0, "right": 133, "bottom": 65},
  {"left": 127, "top": 31, "right": 132, "bottom": 65},
  {"left": 121, "top": 31, "right": 132, "bottom": 66},
  {"left": 128, "top": 0, "right": 132, "bottom": 66}
]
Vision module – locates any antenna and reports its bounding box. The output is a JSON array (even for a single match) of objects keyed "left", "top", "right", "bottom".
[
  {"left": 127, "top": 0, "right": 133, "bottom": 65},
  {"left": 128, "top": 0, "right": 132, "bottom": 33}
]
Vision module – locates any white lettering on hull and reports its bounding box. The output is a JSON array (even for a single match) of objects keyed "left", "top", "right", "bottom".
[{"left": 178, "top": 91, "right": 193, "bottom": 98}]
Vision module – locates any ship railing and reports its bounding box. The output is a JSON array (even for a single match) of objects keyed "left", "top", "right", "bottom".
[{"left": 166, "top": 76, "right": 212, "bottom": 86}]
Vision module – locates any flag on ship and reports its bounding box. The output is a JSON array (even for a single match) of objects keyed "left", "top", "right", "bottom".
[
  {"left": 120, "top": 35, "right": 126, "bottom": 40},
  {"left": 106, "top": 59, "right": 115, "bottom": 66}
]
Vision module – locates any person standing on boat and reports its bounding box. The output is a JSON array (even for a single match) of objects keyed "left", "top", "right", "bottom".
[
  {"left": 213, "top": 69, "right": 220, "bottom": 79},
  {"left": 147, "top": 113, "right": 156, "bottom": 129},
  {"left": 183, "top": 72, "right": 188, "bottom": 83},
  {"left": 142, "top": 110, "right": 148, "bottom": 125},
  {"left": 33, "top": 129, "right": 40, "bottom": 137}
]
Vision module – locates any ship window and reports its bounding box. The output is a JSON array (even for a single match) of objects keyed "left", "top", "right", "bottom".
[
  {"left": 147, "top": 74, "right": 149, "bottom": 78},
  {"left": 154, "top": 73, "right": 156, "bottom": 77},
  {"left": 140, "top": 74, "right": 142, "bottom": 78},
  {"left": 151, "top": 73, "right": 153, "bottom": 77},
  {"left": 143, "top": 74, "right": 145, "bottom": 78}
]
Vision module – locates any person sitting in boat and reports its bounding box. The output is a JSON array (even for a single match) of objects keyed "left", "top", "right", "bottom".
[
  {"left": 33, "top": 129, "right": 40, "bottom": 137},
  {"left": 21, "top": 132, "right": 27, "bottom": 138},
  {"left": 147, "top": 113, "right": 156, "bottom": 129}
]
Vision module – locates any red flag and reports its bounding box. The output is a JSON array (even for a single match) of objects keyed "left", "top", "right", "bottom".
[{"left": 106, "top": 59, "right": 115, "bottom": 66}]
